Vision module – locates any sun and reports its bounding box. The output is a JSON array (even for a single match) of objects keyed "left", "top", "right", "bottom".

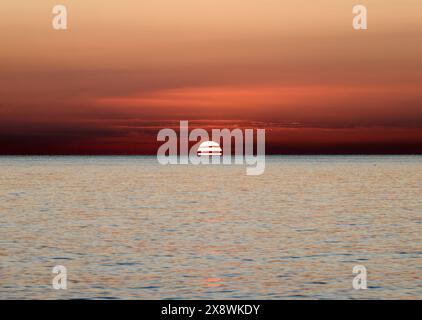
[{"left": 197, "top": 141, "right": 222, "bottom": 156}]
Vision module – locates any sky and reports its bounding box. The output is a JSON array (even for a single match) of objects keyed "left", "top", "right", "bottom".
[{"left": 1, "top": 0, "right": 421, "bottom": 154}]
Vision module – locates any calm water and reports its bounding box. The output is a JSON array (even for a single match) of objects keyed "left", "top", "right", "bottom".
[{"left": 0, "top": 156, "right": 421, "bottom": 299}]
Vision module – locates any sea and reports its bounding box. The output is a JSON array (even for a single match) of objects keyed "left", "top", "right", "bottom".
[{"left": 0, "top": 156, "right": 421, "bottom": 299}]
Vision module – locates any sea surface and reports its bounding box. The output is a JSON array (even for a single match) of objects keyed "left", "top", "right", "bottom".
[{"left": 0, "top": 156, "right": 421, "bottom": 299}]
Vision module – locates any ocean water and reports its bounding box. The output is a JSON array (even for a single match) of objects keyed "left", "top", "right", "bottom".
[{"left": 0, "top": 156, "right": 420, "bottom": 299}]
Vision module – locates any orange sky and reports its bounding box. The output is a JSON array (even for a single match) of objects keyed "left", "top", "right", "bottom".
[{"left": 1, "top": 0, "right": 421, "bottom": 154}]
